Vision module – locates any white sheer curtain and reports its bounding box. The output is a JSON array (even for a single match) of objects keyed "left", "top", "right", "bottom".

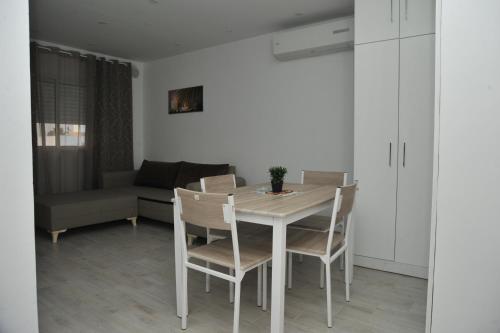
[
  {"left": 31, "top": 43, "right": 134, "bottom": 195},
  {"left": 31, "top": 44, "right": 95, "bottom": 194}
]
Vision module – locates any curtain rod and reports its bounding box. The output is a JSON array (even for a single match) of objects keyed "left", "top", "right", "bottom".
[{"left": 35, "top": 45, "right": 130, "bottom": 66}]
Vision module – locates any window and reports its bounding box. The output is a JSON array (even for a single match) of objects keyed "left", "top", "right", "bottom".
[
  {"left": 36, "top": 80, "right": 87, "bottom": 148},
  {"left": 59, "top": 124, "right": 86, "bottom": 146}
]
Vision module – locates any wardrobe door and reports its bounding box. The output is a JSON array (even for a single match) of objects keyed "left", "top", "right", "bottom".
[
  {"left": 396, "top": 34, "right": 435, "bottom": 267},
  {"left": 355, "top": 0, "right": 399, "bottom": 44},
  {"left": 400, "top": 0, "right": 436, "bottom": 38},
  {"left": 354, "top": 39, "right": 399, "bottom": 261}
]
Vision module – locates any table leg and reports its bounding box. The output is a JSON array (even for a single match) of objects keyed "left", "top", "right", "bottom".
[
  {"left": 173, "top": 200, "right": 183, "bottom": 318},
  {"left": 270, "top": 219, "right": 287, "bottom": 333}
]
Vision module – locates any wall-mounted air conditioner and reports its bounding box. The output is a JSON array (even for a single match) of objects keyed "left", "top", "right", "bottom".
[{"left": 273, "top": 16, "right": 354, "bottom": 61}]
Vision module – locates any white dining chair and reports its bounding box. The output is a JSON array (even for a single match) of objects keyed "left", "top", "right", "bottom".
[
  {"left": 288, "top": 170, "right": 349, "bottom": 290},
  {"left": 200, "top": 174, "right": 269, "bottom": 307},
  {"left": 290, "top": 170, "right": 348, "bottom": 231},
  {"left": 286, "top": 183, "right": 357, "bottom": 327},
  {"left": 175, "top": 188, "right": 272, "bottom": 332},
  {"left": 200, "top": 174, "right": 236, "bottom": 295}
]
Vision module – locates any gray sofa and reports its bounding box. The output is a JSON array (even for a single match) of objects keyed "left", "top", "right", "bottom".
[
  {"left": 100, "top": 165, "right": 245, "bottom": 236},
  {"left": 35, "top": 161, "right": 245, "bottom": 242}
]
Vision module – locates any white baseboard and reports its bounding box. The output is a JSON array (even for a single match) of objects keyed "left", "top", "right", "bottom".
[{"left": 354, "top": 255, "right": 428, "bottom": 279}]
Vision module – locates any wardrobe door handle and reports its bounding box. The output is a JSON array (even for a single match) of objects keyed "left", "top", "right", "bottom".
[
  {"left": 403, "top": 142, "right": 406, "bottom": 167},
  {"left": 389, "top": 142, "right": 392, "bottom": 167},
  {"left": 390, "top": 0, "right": 394, "bottom": 22},
  {"left": 405, "top": 0, "right": 409, "bottom": 20}
]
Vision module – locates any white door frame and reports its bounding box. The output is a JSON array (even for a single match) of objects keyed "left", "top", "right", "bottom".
[{"left": 425, "top": 0, "right": 441, "bottom": 332}]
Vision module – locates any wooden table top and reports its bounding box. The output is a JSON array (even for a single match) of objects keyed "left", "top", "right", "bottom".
[{"left": 233, "top": 183, "right": 337, "bottom": 218}]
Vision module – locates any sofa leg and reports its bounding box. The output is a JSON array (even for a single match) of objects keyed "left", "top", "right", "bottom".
[
  {"left": 50, "top": 229, "right": 67, "bottom": 244},
  {"left": 187, "top": 234, "right": 197, "bottom": 246},
  {"left": 127, "top": 217, "right": 137, "bottom": 227}
]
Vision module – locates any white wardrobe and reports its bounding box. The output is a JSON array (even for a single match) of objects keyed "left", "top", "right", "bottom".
[{"left": 353, "top": 0, "right": 435, "bottom": 278}]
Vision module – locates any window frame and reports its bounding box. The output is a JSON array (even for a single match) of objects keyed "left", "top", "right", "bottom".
[{"left": 36, "top": 79, "right": 87, "bottom": 149}]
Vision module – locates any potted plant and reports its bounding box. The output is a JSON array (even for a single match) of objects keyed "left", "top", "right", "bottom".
[{"left": 269, "top": 166, "right": 287, "bottom": 193}]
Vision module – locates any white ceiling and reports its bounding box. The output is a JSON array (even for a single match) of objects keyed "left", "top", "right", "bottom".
[{"left": 30, "top": 0, "right": 353, "bottom": 61}]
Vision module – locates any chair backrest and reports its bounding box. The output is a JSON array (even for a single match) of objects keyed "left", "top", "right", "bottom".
[
  {"left": 327, "top": 183, "right": 358, "bottom": 253},
  {"left": 201, "top": 174, "right": 236, "bottom": 193},
  {"left": 301, "top": 170, "right": 347, "bottom": 187},
  {"left": 336, "top": 183, "right": 357, "bottom": 221},
  {"left": 302, "top": 170, "right": 349, "bottom": 224},
  {"left": 174, "top": 187, "right": 241, "bottom": 269},
  {"left": 175, "top": 188, "right": 233, "bottom": 231}
]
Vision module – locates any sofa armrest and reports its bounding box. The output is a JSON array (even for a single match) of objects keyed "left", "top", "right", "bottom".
[
  {"left": 185, "top": 176, "right": 246, "bottom": 192},
  {"left": 100, "top": 170, "right": 138, "bottom": 189},
  {"left": 235, "top": 176, "right": 246, "bottom": 187}
]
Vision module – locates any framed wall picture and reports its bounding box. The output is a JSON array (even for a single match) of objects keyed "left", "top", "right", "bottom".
[{"left": 168, "top": 85, "right": 203, "bottom": 114}]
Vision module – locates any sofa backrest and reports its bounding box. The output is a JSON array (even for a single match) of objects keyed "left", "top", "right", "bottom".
[
  {"left": 173, "top": 161, "right": 231, "bottom": 189},
  {"left": 134, "top": 160, "right": 181, "bottom": 189},
  {"left": 101, "top": 162, "right": 239, "bottom": 190}
]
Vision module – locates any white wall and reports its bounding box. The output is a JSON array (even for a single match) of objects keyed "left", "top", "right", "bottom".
[
  {"left": 143, "top": 33, "right": 354, "bottom": 185},
  {"left": 427, "top": 0, "right": 500, "bottom": 332},
  {"left": 0, "top": 0, "right": 39, "bottom": 332},
  {"left": 32, "top": 40, "right": 145, "bottom": 169}
]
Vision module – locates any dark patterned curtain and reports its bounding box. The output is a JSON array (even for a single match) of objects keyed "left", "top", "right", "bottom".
[
  {"left": 30, "top": 43, "right": 133, "bottom": 194},
  {"left": 94, "top": 60, "right": 134, "bottom": 176}
]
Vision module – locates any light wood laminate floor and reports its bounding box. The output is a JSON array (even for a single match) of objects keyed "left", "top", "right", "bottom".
[{"left": 36, "top": 219, "right": 427, "bottom": 333}]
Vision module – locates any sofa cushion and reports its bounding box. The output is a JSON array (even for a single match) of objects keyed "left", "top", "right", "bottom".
[
  {"left": 174, "top": 161, "right": 229, "bottom": 188},
  {"left": 134, "top": 160, "right": 180, "bottom": 190},
  {"left": 122, "top": 186, "right": 174, "bottom": 204}
]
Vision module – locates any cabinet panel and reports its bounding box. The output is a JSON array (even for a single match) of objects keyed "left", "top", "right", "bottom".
[
  {"left": 396, "top": 35, "right": 435, "bottom": 267},
  {"left": 400, "top": 0, "right": 436, "bottom": 38},
  {"left": 355, "top": 0, "right": 399, "bottom": 44},
  {"left": 354, "top": 40, "right": 399, "bottom": 261}
]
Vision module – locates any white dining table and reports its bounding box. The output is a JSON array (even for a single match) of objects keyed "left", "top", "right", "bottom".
[{"left": 173, "top": 183, "right": 346, "bottom": 333}]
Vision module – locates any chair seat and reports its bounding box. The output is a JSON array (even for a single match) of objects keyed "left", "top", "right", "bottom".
[
  {"left": 288, "top": 215, "right": 332, "bottom": 232},
  {"left": 188, "top": 237, "right": 272, "bottom": 270},
  {"left": 287, "top": 229, "right": 344, "bottom": 256}
]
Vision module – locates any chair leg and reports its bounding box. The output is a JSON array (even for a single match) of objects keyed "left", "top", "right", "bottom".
[
  {"left": 345, "top": 249, "right": 350, "bottom": 302},
  {"left": 262, "top": 262, "right": 268, "bottom": 311},
  {"left": 233, "top": 279, "right": 242, "bottom": 333},
  {"left": 325, "top": 262, "right": 333, "bottom": 328},
  {"left": 205, "top": 262, "right": 211, "bottom": 293},
  {"left": 339, "top": 223, "right": 345, "bottom": 271},
  {"left": 229, "top": 268, "right": 234, "bottom": 304},
  {"left": 320, "top": 261, "right": 325, "bottom": 289},
  {"left": 299, "top": 254, "right": 303, "bottom": 263},
  {"left": 206, "top": 231, "right": 212, "bottom": 293},
  {"left": 181, "top": 264, "right": 188, "bottom": 330},
  {"left": 288, "top": 252, "right": 293, "bottom": 289},
  {"left": 257, "top": 265, "right": 262, "bottom": 307}
]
